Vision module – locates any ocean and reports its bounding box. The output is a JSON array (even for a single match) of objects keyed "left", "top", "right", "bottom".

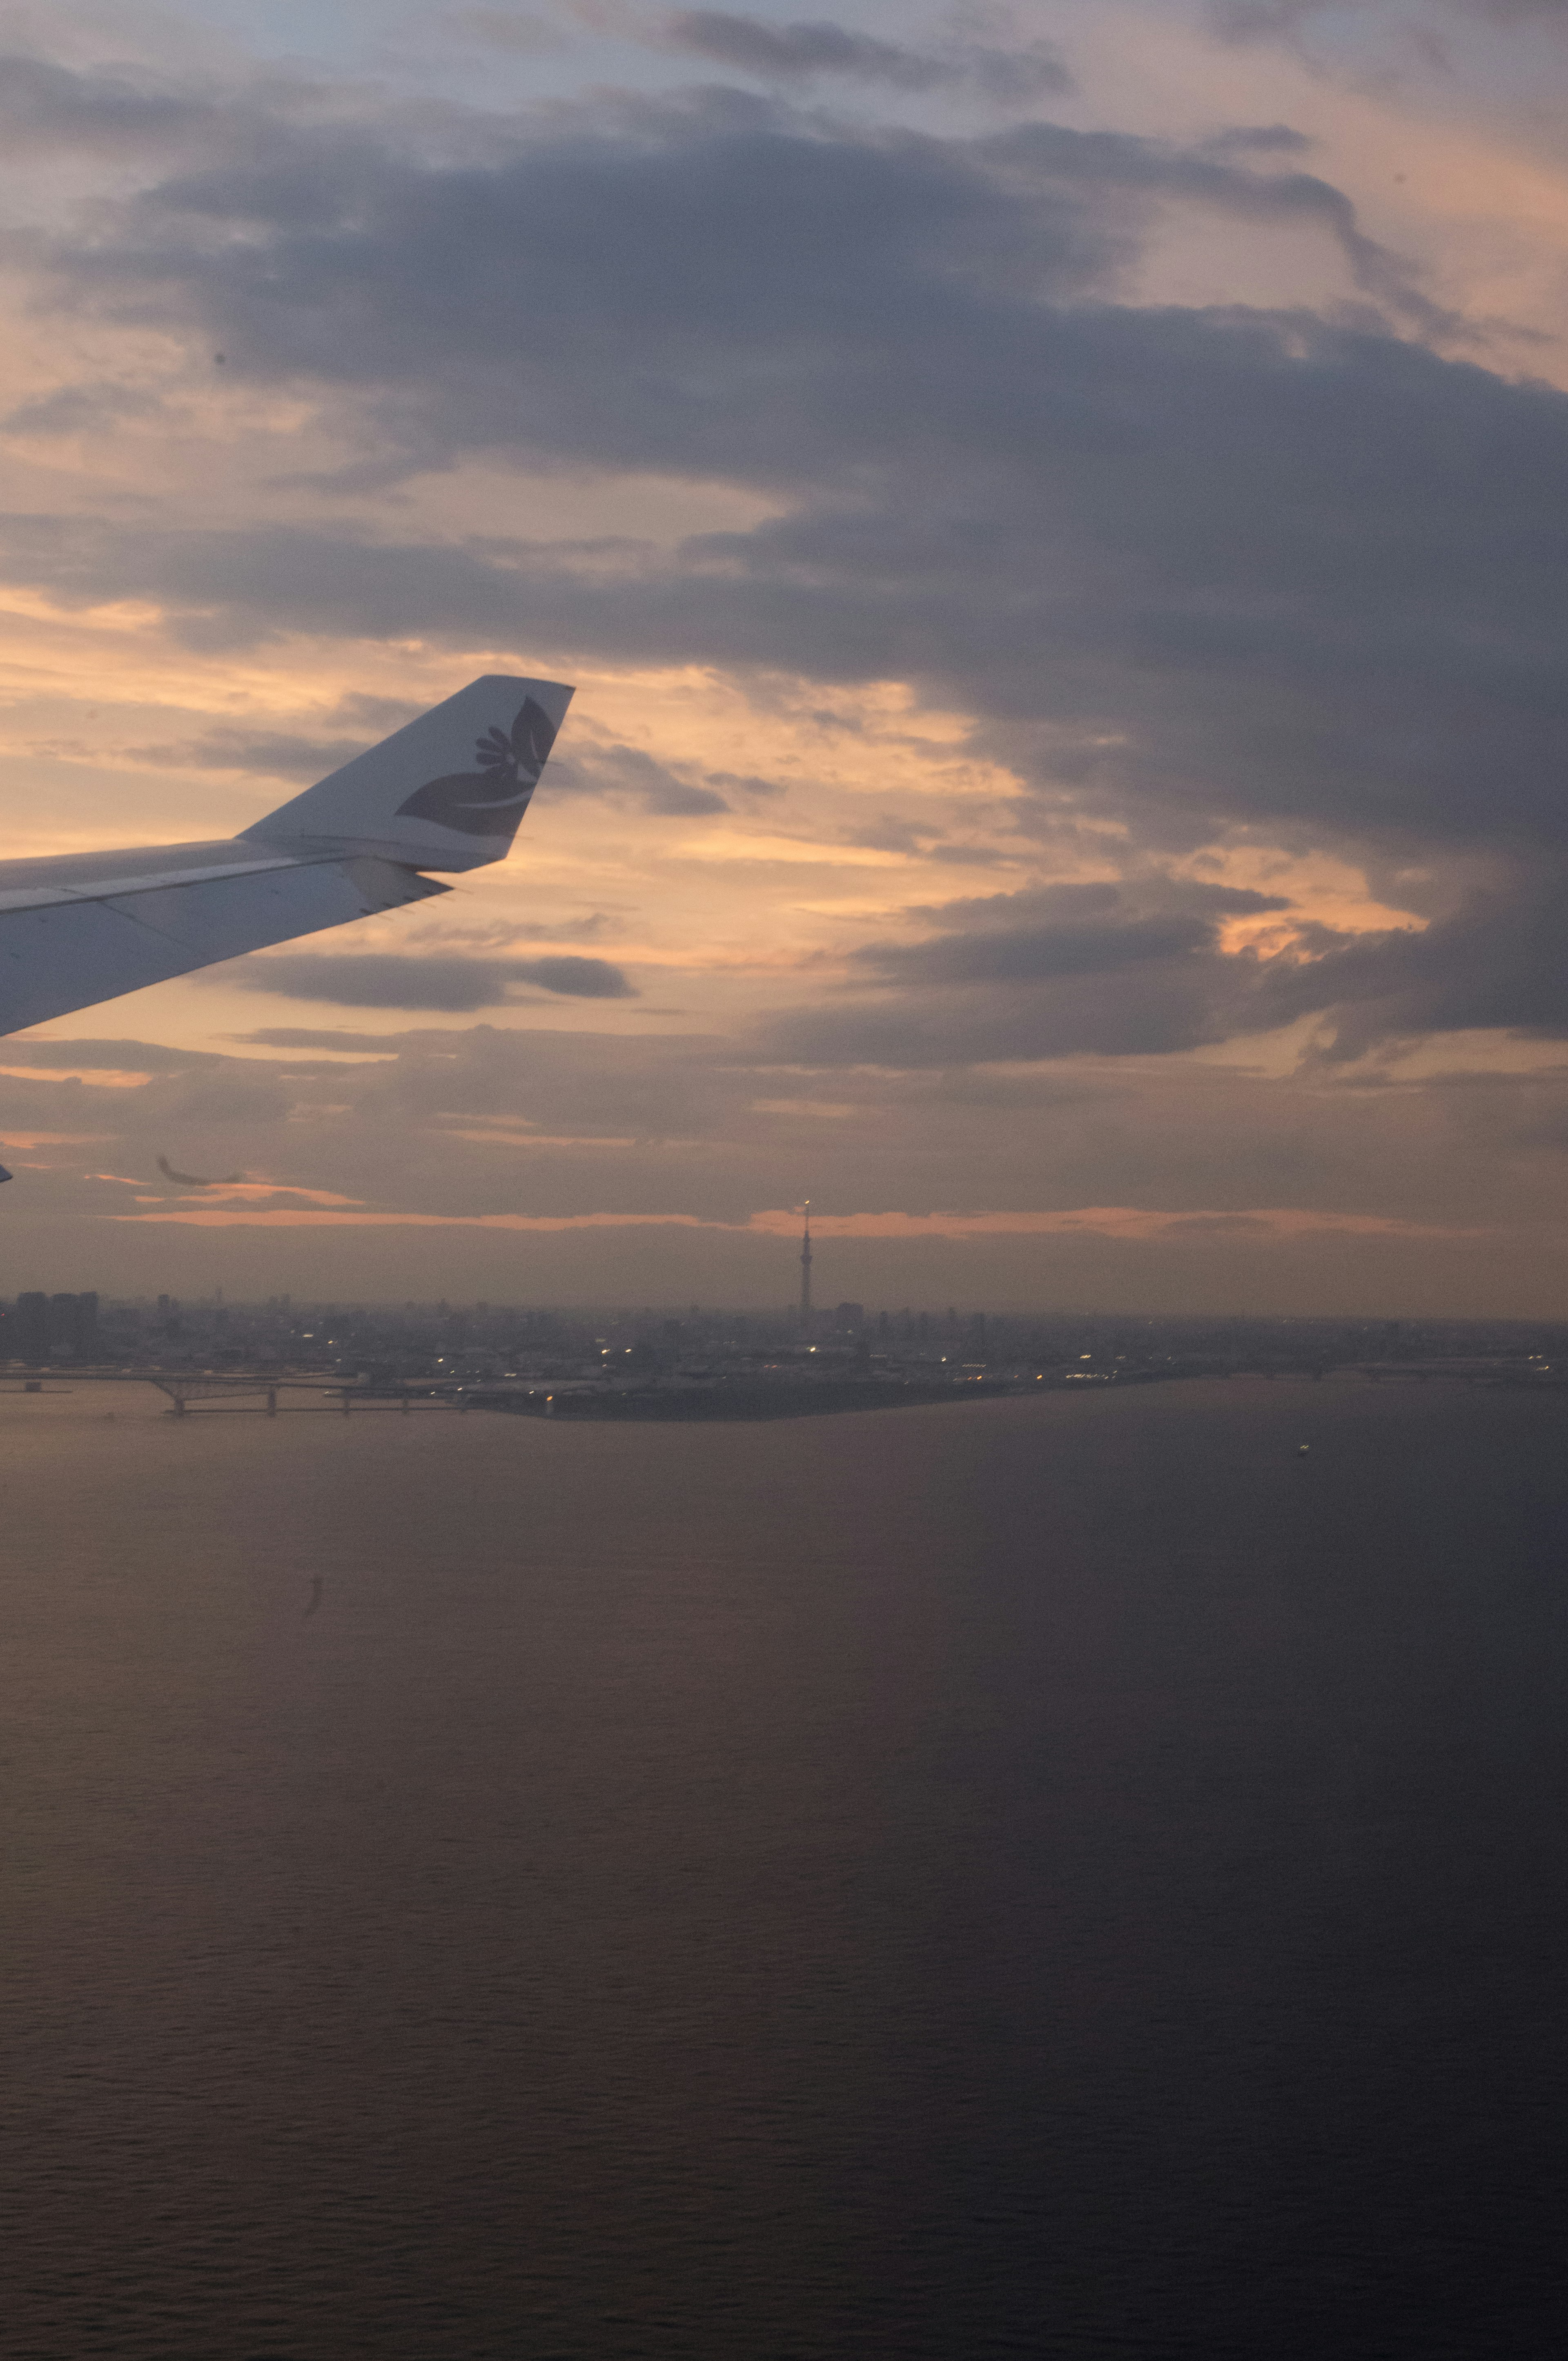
[{"left": 3, "top": 1376, "right": 1565, "bottom": 2357}]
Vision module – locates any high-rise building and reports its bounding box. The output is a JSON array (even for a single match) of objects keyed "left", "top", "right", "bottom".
[
  {"left": 0, "top": 1292, "right": 107, "bottom": 1362},
  {"left": 15, "top": 1293, "right": 49, "bottom": 1363},
  {"left": 799, "top": 1202, "right": 813, "bottom": 1329},
  {"left": 43, "top": 1293, "right": 100, "bottom": 1359}
]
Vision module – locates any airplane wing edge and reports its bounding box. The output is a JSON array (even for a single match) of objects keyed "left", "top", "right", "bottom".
[{"left": 0, "top": 848, "right": 448, "bottom": 1038}]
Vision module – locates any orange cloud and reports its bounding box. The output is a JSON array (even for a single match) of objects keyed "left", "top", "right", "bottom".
[
  {"left": 160, "top": 1182, "right": 366, "bottom": 1206},
  {"left": 110, "top": 1203, "right": 1483, "bottom": 1240},
  {"left": 0, "top": 1131, "right": 112, "bottom": 1148},
  {"left": 0, "top": 1065, "right": 152, "bottom": 1086},
  {"left": 111, "top": 1209, "right": 719, "bottom": 1229},
  {"left": 748, "top": 1207, "right": 1481, "bottom": 1241}
]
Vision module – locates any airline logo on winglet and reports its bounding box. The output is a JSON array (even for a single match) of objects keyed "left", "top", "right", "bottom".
[{"left": 394, "top": 695, "right": 559, "bottom": 838}]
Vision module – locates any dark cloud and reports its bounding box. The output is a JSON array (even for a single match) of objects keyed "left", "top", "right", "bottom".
[
  {"left": 550, "top": 741, "right": 730, "bottom": 814},
  {"left": 10, "top": 71, "right": 1568, "bottom": 1067},
  {"left": 43, "top": 93, "right": 1444, "bottom": 465},
  {"left": 0, "top": 1036, "right": 221, "bottom": 1071},
  {"left": 297, "top": 1021, "right": 749, "bottom": 1157},
  {"left": 1472, "top": 0, "right": 1568, "bottom": 19},
  {"left": 662, "top": 12, "right": 1073, "bottom": 98},
  {"left": 449, "top": 8, "right": 568, "bottom": 56},
  {"left": 0, "top": 54, "right": 209, "bottom": 155},
  {"left": 897, "top": 879, "right": 1291, "bottom": 930},
  {"left": 755, "top": 965, "right": 1236, "bottom": 1064},
  {"left": 1254, "top": 867, "right": 1568, "bottom": 1054},
  {"left": 859, "top": 912, "right": 1213, "bottom": 987},
  {"left": 2, "top": 381, "right": 159, "bottom": 434},
  {"left": 501, "top": 954, "right": 638, "bottom": 999},
  {"left": 236, "top": 1027, "right": 412, "bottom": 1051},
  {"left": 704, "top": 769, "right": 786, "bottom": 797},
  {"left": 1207, "top": 0, "right": 1353, "bottom": 34},
  {"left": 665, "top": 12, "right": 954, "bottom": 86},
  {"left": 747, "top": 879, "right": 1294, "bottom": 1064},
  {"left": 127, "top": 727, "right": 374, "bottom": 783},
  {"left": 1212, "top": 0, "right": 1568, "bottom": 35},
  {"left": 125, "top": 1061, "right": 295, "bottom": 1128},
  {"left": 788, "top": 865, "right": 1568, "bottom": 1066},
  {"left": 1201, "top": 123, "right": 1316, "bottom": 155},
  {"left": 111, "top": 692, "right": 425, "bottom": 788},
  {"left": 232, "top": 953, "right": 637, "bottom": 1008}
]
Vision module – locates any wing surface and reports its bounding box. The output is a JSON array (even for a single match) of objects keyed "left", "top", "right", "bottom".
[{"left": 0, "top": 849, "right": 445, "bottom": 1036}]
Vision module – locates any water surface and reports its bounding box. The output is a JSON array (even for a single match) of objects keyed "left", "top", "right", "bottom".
[{"left": 4, "top": 1378, "right": 1566, "bottom": 2356}]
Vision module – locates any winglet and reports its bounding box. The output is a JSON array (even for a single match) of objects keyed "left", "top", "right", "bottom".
[{"left": 243, "top": 676, "right": 574, "bottom": 872}]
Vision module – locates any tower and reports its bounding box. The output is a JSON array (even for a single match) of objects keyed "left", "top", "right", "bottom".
[{"left": 799, "top": 1201, "right": 813, "bottom": 1330}]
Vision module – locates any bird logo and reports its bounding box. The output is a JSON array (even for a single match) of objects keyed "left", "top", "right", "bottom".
[{"left": 394, "top": 697, "right": 559, "bottom": 837}]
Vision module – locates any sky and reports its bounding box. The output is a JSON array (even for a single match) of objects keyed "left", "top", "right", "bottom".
[{"left": 5, "top": 0, "right": 1568, "bottom": 1311}]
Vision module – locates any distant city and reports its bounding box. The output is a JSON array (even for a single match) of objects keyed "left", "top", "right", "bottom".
[{"left": 3, "top": 1284, "right": 1566, "bottom": 1419}]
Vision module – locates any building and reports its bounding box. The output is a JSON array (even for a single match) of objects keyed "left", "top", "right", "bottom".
[
  {"left": 7, "top": 1291, "right": 101, "bottom": 1362},
  {"left": 14, "top": 1292, "right": 49, "bottom": 1362}
]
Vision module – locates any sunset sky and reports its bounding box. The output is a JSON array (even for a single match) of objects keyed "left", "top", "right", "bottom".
[{"left": 5, "top": 0, "right": 1568, "bottom": 1310}]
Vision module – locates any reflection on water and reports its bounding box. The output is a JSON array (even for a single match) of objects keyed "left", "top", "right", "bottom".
[{"left": 3, "top": 1379, "right": 1566, "bottom": 2357}]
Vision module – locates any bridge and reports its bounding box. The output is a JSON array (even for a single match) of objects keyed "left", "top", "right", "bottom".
[{"left": 0, "top": 1367, "right": 471, "bottom": 1416}]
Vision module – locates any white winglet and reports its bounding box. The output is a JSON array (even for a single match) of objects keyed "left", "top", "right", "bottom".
[
  {"left": 243, "top": 675, "right": 575, "bottom": 872},
  {"left": 0, "top": 675, "right": 576, "bottom": 1036}
]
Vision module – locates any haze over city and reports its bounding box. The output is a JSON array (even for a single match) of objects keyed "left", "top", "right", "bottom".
[{"left": 4, "top": 1, "right": 1568, "bottom": 1311}]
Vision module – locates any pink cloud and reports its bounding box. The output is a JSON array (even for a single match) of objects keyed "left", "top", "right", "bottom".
[{"left": 110, "top": 1203, "right": 1484, "bottom": 1240}]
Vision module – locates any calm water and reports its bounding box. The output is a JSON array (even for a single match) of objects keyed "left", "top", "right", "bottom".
[{"left": 3, "top": 1377, "right": 1566, "bottom": 2358}]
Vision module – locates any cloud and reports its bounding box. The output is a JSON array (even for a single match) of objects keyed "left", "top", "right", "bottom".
[
  {"left": 127, "top": 727, "right": 376, "bottom": 784},
  {"left": 1214, "top": 0, "right": 1568, "bottom": 32},
  {"left": 1254, "top": 869, "right": 1568, "bottom": 1054},
  {"left": 665, "top": 12, "right": 953, "bottom": 86},
  {"left": 10, "top": 1000, "right": 1568, "bottom": 1314},
  {"left": 11, "top": 95, "right": 1476, "bottom": 847},
  {"left": 814, "top": 864, "right": 1568, "bottom": 1068},
  {"left": 735, "top": 878, "right": 1303, "bottom": 1063},
  {"left": 448, "top": 7, "right": 568, "bottom": 54},
  {"left": 118, "top": 694, "right": 426, "bottom": 785},
  {"left": 550, "top": 740, "right": 730, "bottom": 814},
  {"left": 852, "top": 878, "right": 1289, "bottom": 990},
  {"left": 7, "top": 47, "right": 1568, "bottom": 1137},
  {"left": 234, "top": 1028, "right": 410, "bottom": 1052},
  {"left": 1201, "top": 123, "right": 1316, "bottom": 156},
  {"left": 662, "top": 12, "right": 1074, "bottom": 98},
  {"left": 0, "top": 54, "right": 210, "bottom": 156},
  {"left": 0, "top": 1037, "right": 222, "bottom": 1072},
  {"left": 231, "top": 953, "right": 639, "bottom": 1008},
  {"left": 756, "top": 965, "right": 1235, "bottom": 1064},
  {"left": 109, "top": 1199, "right": 1477, "bottom": 1237},
  {"left": 2, "top": 381, "right": 160, "bottom": 434},
  {"left": 30, "top": 83, "right": 1445, "bottom": 477},
  {"left": 861, "top": 912, "right": 1213, "bottom": 985}
]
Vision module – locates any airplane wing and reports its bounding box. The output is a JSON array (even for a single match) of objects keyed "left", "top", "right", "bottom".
[{"left": 0, "top": 674, "right": 573, "bottom": 1038}]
